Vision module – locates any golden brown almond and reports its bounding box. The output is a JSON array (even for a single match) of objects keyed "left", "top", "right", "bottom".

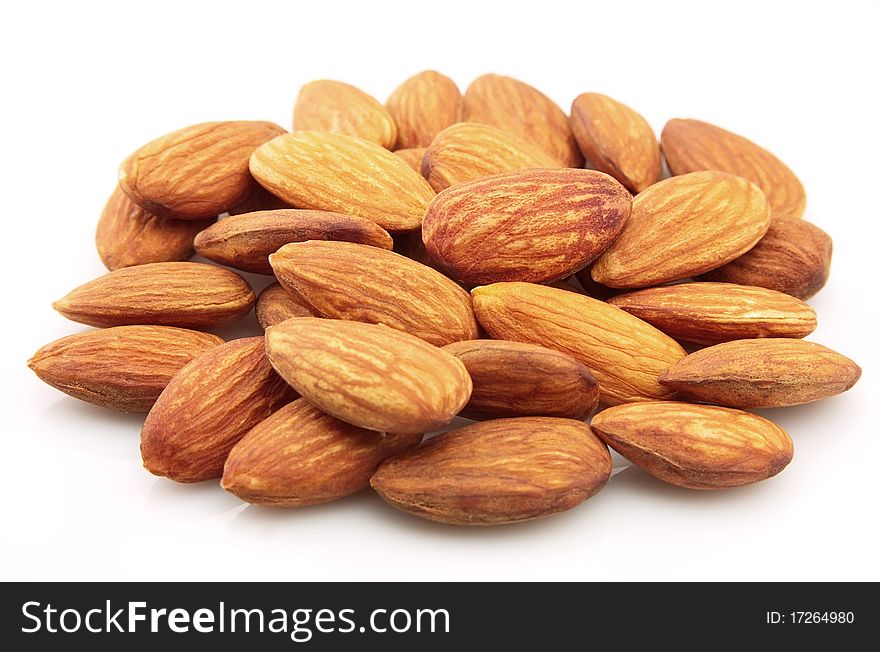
[
  {"left": 442, "top": 340, "right": 598, "bottom": 420},
  {"left": 141, "top": 337, "right": 295, "bottom": 483},
  {"left": 423, "top": 168, "right": 630, "bottom": 285},
  {"left": 255, "top": 283, "right": 316, "bottom": 329},
  {"left": 249, "top": 131, "right": 435, "bottom": 232},
  {"left": 591, "top": 171, "right": 771, "bottom": 288},
  {"left": 591, "top": 402, "right": 793, "bottom": 489},
  {"left": 370, "top": 417, "right": 611, "bottom": 525},
  {"left": 27, "top": 326, "right": 224, "bottom": 412},
  {"left": 699, "top": 216, "right": 832, "bottom": 299},
  {"left": 472, "top": 282, "right": 686, "bottom": 404},
  {"left": 53, "top": 262, "right": 255, "bottom": 329},
  {"left": 570, "top": 92, "right": 662, "bottom": 193},
  {"left": 463, "top": 74, "right": 582, "bottom": 167},
  {"left": 265, "top": 318, "right": 472, "bottom": 434},
  {"left": 119, "top": 120, "right": 285, "bottom": 219},
  {"left": 608, "top": 282, "right": 817, "bottom": 346},
  {"left": 270, "top": 241, "right": 478, "bottom": 346},
  {"left": 193, "top": 209, "right": 393, "bottom": 275},
  {"left": 661, "top": 118, "right": 806, "bottom": 219},
  {"left": 222, "top": 398, "right": 422, "bottom": 507},
  {"left": 386, "top": 70, "right": 463, "bottom": 149},
  {"left": 293, "top": 80, "right": 397, "bottom": 149},
  {"left": 659, "top": 339, "right": 861, "bottom": 407},
  {"left": 421, "top": 122, "right": 561, "bottom": 192},
  {"left": 393, "top": 147, "right": 427, "bottom": 173}
]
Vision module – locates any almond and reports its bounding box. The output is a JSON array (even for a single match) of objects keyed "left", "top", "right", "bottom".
[
  {"left": 591, "top": 402, "right": 793, "bottom": 489},
  {"left": 659, "top": 339, "right": 861, "bottom": 407},
  {"left": 293, "top": 80, "right": 397, "bottom": 149},
  {"left": 608, "top": 282, "right": 817, "bottom": 346},
  {"left": 53, "top": 262, "right": 255, "bottom": 329},
  {"left": 471, "top": 282, "right": 686, "bottom": 404},
  {"left": 255, "top": 283, "right": 316, "bottom": 329},
  {"left": 570, "top": 92, "right": 662, "bottom": 192},
  {"left": 270, "top": 241, "right": 478, "bottom": 346},
  {"left": 422, "top": 168, "right": 631, "bottom": 285},
  {"left": 27, "top": 326, "right": 224, "bottom": 412},
  {"left": 370, "top": 417, "right": 611, "bottom": 525},
  {"left": 249, "top": 131, "right": 435, "bottom": 232},
  {"left": 386, "top": 70, "right": 463, "bottom": 148},
  {"left": 193, "top": 208, "right": 393, "bottom": 275},
  {"left": 421, "top": 122, "right": 560, "bottom": 192},
  {"left": 393, "top": 147, "right": 427, "bottom": 173},
  {"left": 699, "top": 216, "right": 832, "bottom": 299},
  {"left": 462, "top": 74, "right": 582, "bottom": 167},
  {"left": 442, "top": 340, "right": 598, "bottom": 420},
  {"left": 591, "top": 171, "right": 771, "bottom": 288},
  {"left": 118, "top": 120, "right": 285, "bottom": 219},
  {"left": 265, "top": 318, "right": 472, "bottom": 434},
  {"left": 141, "top": 337, "right": 295, "bottom": 483},
  {"left": 661, "top": 118, "right": 806, "bottom": 219},
  {"left": 221, "top": 398, "right": 422, "bottom": 507}
]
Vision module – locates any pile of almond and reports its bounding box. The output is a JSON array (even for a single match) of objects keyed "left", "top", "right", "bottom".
[{"left": 29, "top": 72, "right": 861, "bottom": 526}]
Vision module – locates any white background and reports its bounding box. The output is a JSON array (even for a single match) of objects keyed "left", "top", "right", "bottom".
[{"left": 1, "top": 0, "right": 877, "bottom": 581}]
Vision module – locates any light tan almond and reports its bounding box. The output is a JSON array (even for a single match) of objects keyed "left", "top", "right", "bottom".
[
  {"left": 393, "top": 147, "right": 427, "bottom": 173},
  {"left": 255, "top": 283, "right": 316, "bottom": 329},
  {"left": 386, "top": 70, "right": 463, "bottom": 148}
]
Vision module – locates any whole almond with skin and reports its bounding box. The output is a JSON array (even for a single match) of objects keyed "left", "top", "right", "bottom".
[
  {"left": 393, "top": 147, "right": 427, "bottom": 173},
  {"left": 222, "top": 398, "right": 422, "bottom": 507},
  {"left": 591, "top": 402, "right": 793, "bottom": 489},
  {"left": 119, "top": 121, "right": 285, "bottom": 219},
  {"left": 386, "top": 70, "right": 463, "bottom": 149},
  {"left": 700, "top": 216, "right": 832, "bottom": 299},
  {"left": 28, "top": 326, "right": 223, "bottom": 412},
  {"left": 293, "top": 80, "right": 397, "bottom": 149},
  {"left": 592, "top": 171, "right": 771, "bottom": 288},
  {"left": 371, "top": 417, "right": 611, "bottom": 525},
  {"left": 608, "top": 282, "right": 817, "bottom": 346},
  {"left": 250, "top": 131, "right": 435, "bottom": 232},
  {"left": 661, "top": 118, "right": 806, "bottom": 219},
  {"left": 570, "top": 92, "right": 662, "bottom": 193},
  {"left": 442, "top": 340, "right": 598, "bottom": 420},
  {"left": 255, "top": 283, "right": 315, "bottom": 329},
  {"left": 659, "top": 339, "right": 861, "bottom": 408},
  {"left": 96, "top": 186, "right": 214, "bottom": 270},
  {"left": 472, "top": 282, "right": 686, "bottom": 404},
  {"left": 193, "top": 209, "right": 393, "bottom": 275},
  {"left": 421, "top": 122, "right": 561, "bottom": 192},
  {"left": 270, "top": 241, "right": 478, "bottom": 346},
  {"left": 53, "top": 262, "right": 254, "bottom": 329},
  {"left": 141, "top": 337, "right": 295, "bottom": 483},
  {"left": 265, "top": 318, "right": 472, "bottom": 434},
  {"left": 422, "top": 168, "right": 631, "bottom": 285},
  {"left": 463, "top": 74, "right": 583, "bottom": 167}
]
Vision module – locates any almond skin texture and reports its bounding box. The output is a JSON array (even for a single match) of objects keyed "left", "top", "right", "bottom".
[
  {"left": 700, "top": 216, "right": 832, "bottom": 299},
  {"left": 370, "top": 417, "right": 611, "bottom": 526},
  {"left": 53, "top": 262, "right": 255, "bottom": 329},
  {"left": 249, "top": 131, "right": 435, "bottom": 232},
  {"left": 463, "top": 74, "right": 583, "bottom": 167},
  {"left": 193, "top": 209, "right": 393, "bottom": 275},
  {"left": 659, "top": 339, "right": 861, "bottom": 408},
  {"left": 422, "top": 168, "right": 631, "bottom": 285},
  {"left": 393, "top": 147, "right": 427, "bottom": 173},
  {"left": 255, "top": 283, "right": 316, "bottom": 329},
  {"left": 608, "top": 282, "right": 817, "bottom": 346},
  {"left": 222, "top": 399, "right": 422, "bottom": 507},
  {"left": 96, "top": 186, "right": 214, "bottom": 270},
  {"left": 141, "top": 337, "right": 296, "bottom": 483},
  {"left": 118, "top": 121, "right": 285, "bottom": 219},
  {"left": 442, "top": 340, "right": 598, "bottom": 420},
  {"left": 28, "top": 326, "right": 224, "bottom": 412},
  {"left": 591, "top": 402, "right": 793, "bottom": 489},
  {"left": 293, "top": 80, "right": 397, "bottom": 149},
  {"left": 472, "top": 282, "right": 686, "bottom": 405},
  {"left": 265, "top": 318, "right": 472, "bottom": 434},
  {"left": 386, "top": 70, "right": 463, "bottom": 149},
  {"left": 570, "top": 93, "right": 662, "bottom": 193},
  {"left": 421, "top": 122, "right": 561, "bottom": 192},
  {"left": 270, "top": 241, "right": 478, "bottom": 346},
  {"left": 592, "top": 171, "right": 771, "bottom": 288},
  {"left": 661, "top": 118, "right": 806, "bottom": 219}
]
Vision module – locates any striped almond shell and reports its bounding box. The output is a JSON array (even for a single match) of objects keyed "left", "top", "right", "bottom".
[
  {"left": 392, "top": 147, "right": 427, "bottom": 173},
  {"left": 386, "top": 70, "right": 463, "bottom": 149}
]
